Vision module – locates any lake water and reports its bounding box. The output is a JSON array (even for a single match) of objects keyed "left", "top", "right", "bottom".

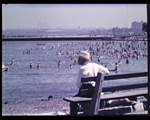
[{"left": 2, "top": 40, "right": 148, "bottom": 103}]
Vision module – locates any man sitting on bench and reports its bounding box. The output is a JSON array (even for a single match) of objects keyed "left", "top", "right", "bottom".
[{"left": 70, "top": 50, "right": 110, "bottom": 115}]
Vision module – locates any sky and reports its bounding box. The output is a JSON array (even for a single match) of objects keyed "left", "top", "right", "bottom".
[{"left": 2, "top": 4, "right": 147, "bottom": 30}]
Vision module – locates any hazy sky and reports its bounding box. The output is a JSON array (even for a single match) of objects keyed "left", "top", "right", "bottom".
[{"left": 2, "top": 4, "right": 147, "bottom": 30}]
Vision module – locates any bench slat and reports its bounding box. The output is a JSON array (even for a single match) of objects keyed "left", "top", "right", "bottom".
[
  {"left": 101, "top": 89, "right": 148, "bottom": 100},
  {"left": 98, "top": 105, "right": 133, "bottom": 115},
  {"left": 63, "top": 97, "right": 91, "bottom": 103},
  {"left": 105, "top": 72, "right": 148, "bottom": 81},
  {"left": 63, "top": 89, "right": 147, "bottom": 103},
  {"left": 81, "top": 72, "right": 148, "bottom": 82},
  {"left": 102, "top": 82, "right": 147, "bottom": 92},
  {"left": 79, "top": 83, "right": 147, "bottom": 93}
]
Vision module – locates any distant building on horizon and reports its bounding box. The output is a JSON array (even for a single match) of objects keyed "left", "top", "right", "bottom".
[
  {"left": 131, "top": 21, "right": 144, "bottom": 32},
  {"left": 2, "top": 21, "right": 146, "bottom": 39},
  {"left": 111, "top": 21, "right": 146, "bottom": 36}
]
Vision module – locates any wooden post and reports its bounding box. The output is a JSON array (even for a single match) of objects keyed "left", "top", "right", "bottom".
[{"left": 85, "top": 73, "right": 104, "bottom": 115}]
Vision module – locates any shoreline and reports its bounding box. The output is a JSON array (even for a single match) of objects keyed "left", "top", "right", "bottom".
[{"left": 2, "top": 98, "right": 70, "bottom": 116}]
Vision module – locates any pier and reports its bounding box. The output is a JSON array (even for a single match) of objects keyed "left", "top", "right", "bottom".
[
  {"left": 2, "top": 35, "right": 147, "bottom": 41},
  {"left": 2, "top": 36, "right": 115, "bottom": 41}
]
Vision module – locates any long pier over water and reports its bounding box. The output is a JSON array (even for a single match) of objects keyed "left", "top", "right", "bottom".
[
  {"left": 2, "top": 36, "right": 114, "bottom": 41},
  {"left": 2, "top": 36, "right": 147, "bottom": 41}
]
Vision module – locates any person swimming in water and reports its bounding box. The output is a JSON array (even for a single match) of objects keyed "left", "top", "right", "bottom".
[
  {"left": 69, "top": 64, "right": 73, "bottom": 69},
  {"left": 126, "top": 57, "right": 129, "bottom": 64},
  {"left": 37, "top": 62, "right": 40, "bottom": 69},
  {"left": 4, "top": 67, "right": 9, "bottom": 72},
  {"left": 109, "top": 62, "right": 118, "bottom": 73},
  {"left": 58, "top": 61, "right": 61, "bottom": 68},
  {"left": 114, "top": 63, "right": 118, "bottom": 71},
  {"left": 10, "top": 58, "right": 14, "bottom": 65},
  {"left": 30, "top": 62, "right": 33, "bottom": 68}
]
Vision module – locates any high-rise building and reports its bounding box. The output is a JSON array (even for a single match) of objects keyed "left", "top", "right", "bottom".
[{"left": 131, "top": 21, "right": 144, "bottom": 31}]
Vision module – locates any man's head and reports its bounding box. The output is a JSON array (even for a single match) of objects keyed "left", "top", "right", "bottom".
[{"left": 78, "top": 51, "right": 91, "bottom": 65}]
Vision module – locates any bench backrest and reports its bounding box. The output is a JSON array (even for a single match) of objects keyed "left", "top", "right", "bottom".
[
  {"left": 81, "top": 73, "right": 103, "bottom": 115},
  {"left": 81, "top": 72, "right": 148, "bottom": 93},
  {"left": 103, "top": 72, "right": 148, "bottom": 93},
  {"left": 81, "top": 72, "right": 148, "bottom": 115}
]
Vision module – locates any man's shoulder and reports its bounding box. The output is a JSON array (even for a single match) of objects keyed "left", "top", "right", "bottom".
[
  {"left": 80, "top": 62, "right": 91, "bottom": 70},
  {"left": 81, "top": 62, "right": 101, "bottom": 68},
  {"left": 92, "top": 62, "right": 107, "bottom": 70}
]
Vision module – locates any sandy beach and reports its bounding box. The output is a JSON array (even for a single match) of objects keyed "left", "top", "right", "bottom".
[
  {"left": 2, "top": 98, "right": 70, "bottom": 116},
  {"left": 3, "top": 98, "right": 148, "bottom": 116}
]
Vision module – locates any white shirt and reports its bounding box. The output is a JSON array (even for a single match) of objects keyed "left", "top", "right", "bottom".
[{"left": 75, "top": 61, "right": 110, "bottom": 88}]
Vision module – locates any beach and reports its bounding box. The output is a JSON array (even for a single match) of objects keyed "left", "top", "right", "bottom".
[
  {"left": 2, "top": 98, "right": 70, "bottom": 116},
  {"left": 2, "top": 97, "right": 148, "bottom": 116}
]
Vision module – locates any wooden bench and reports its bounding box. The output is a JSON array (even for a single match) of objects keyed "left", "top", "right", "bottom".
[{"left": 63, "top": 72, "right": 148, "bottom": 115}]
